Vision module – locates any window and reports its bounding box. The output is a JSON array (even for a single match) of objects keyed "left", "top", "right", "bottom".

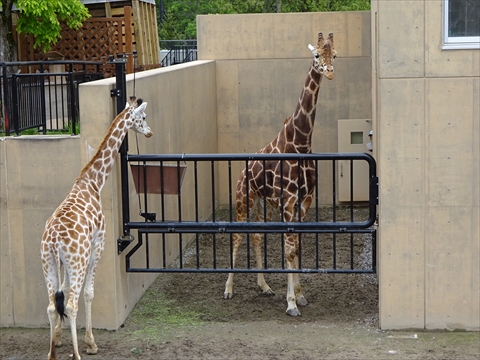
[
  {"left": 443, "top": 0, "right": 480, "bottom": 49},
  {"left": 350, "top": 131, "right": 363, "bottom": 145}
]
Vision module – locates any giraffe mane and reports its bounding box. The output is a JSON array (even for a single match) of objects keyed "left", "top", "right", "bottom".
[{"left": 77, "top": 106, "right": 131, "bottom": 180}]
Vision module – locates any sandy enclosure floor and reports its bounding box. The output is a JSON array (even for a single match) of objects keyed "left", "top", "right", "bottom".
[{"left": 1, "top": 207, "right": 479, "bottom": 359}]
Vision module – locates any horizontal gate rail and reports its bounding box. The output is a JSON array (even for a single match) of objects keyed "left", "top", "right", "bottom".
[{"left": 121, "top": 152, "right": 378, "bottom": 274}]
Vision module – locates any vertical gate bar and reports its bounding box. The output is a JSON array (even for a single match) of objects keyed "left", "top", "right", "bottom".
[
  {"left": 228, "top": 160, "right": 233, "bottom": 222},
  {"left": 177, "top": 161, "right": 183, "bottom": 269},
  {"left": 210, "top": 160, "right": 217, "bottom": 269},
  {"left": 2, "top": 64, "right": 11, "bottom": 136},
  {"left": 262, "top": 159, "right": 267, "bottom": 269},
  {"left": 162, "top": 233, "right": 166, "bottom": 268},
  {"left": 315, "top": 159, "right": 319, "bottom": 269},
  {"left": 194, "top": 161, "right": 200, "bottom": 268},
  {"left": 228, "top": 160, "right": 234, "bottom": 269},
  {"left": 350, "top": 159, "right": 354, "bottom": 221},
  {"left": 146, "top": 233, "right": 150, "bottom": 269},
  {"left": 297, "top": 159, "right": 302, "bottom": 269},
  {"left": 245, "top": 160, "right": 250, "bottom": 221},
  {"left": 160, "top": 161, "right": 165, "bottom": 221},
  {"left": 11, "top": 74, "right": 19, "bottom": 135},
  {"left": 350, "top": 233, "right": 354, "bottom": 270},
  {"left": 245, "top": 160, "right": 251, "bottom": 268},
  {"left": 40, "top": 74, "right": 47, "bottom": 134},
  {"left": 372, "top": 230, "right": 377, "bottom": 272},
  {"left": 142, "top": 162, "right": 148, "bottom": 216},
  {"left": 280, "top": 158, "right": 285, "bottom": 269},
  {"left": 332, "top": 160, "right": 336, "bottom": 222},
  {"left": 333, "top": 233, "right": 337, "bottom": 270},
  {"left": 113, "top": 55, "right": 130, "bottom": 238}
]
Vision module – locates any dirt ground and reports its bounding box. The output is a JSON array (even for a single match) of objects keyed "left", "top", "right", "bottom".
[{"left": 1, "top": 207, "right": 479, "bottom": 359}]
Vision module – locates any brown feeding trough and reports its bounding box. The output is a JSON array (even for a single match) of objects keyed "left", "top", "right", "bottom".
[{"left": 130, "top": 163, "right": 187, "bottom": 194}]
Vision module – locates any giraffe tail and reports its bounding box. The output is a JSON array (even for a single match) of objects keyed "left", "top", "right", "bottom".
[{"left": 54, "top": 290, "right": 67, "bottom": 321}]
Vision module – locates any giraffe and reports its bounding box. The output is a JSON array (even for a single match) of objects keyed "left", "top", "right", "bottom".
[
  {"left": 224, "top": 32, "right": 336, "bottom": 317},
  {"left": 40, "top": 97, "right": 152, "bottom": 360}
]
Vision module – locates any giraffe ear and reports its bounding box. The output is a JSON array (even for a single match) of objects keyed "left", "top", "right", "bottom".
[
  {"left": 125, "top": 102, "right": 130, "bottom": 110},
  {"left": 134, "top": 102, "right": 147, "bottom": 115}
]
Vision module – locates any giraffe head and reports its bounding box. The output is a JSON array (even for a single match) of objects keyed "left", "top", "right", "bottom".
[
  {"left": 125, "top": 97, "right": 153, "bottom": 138},
  {"left": 308, "top": 32, "right": 336, "bottom": 80}
]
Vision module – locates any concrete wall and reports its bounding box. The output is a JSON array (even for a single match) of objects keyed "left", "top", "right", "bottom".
[
  {"left": 197, "top": 12, "right": 372, "bottom": 204},
  {"left": 1, "top": 60, "right": 217, "bottom": 329},
  {"left": 372, "top": 0, "right": 479, "bottom": 330}
]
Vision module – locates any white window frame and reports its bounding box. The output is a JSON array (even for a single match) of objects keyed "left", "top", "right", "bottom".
[{"left": 443, "top": 0, "right": 480, "bottom": 50}]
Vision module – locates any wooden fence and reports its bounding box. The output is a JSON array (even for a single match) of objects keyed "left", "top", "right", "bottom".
[{"left": 14, "top": 4, "right": 160, "bottom": 77}]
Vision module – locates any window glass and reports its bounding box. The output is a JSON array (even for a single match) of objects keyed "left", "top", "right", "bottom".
[
  {"left": 448, "top": 0, "right": 480, "bottom": 37},
  {"left": 444, "top": 0, "right": 480, "bottom": 49},
  {"left": 350, "top": 131, "right": 363, "bottom": 145}
]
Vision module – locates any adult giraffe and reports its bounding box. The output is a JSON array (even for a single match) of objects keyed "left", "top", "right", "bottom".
[
  {"left": 224, "top": 32, "right": 336, "bottom": 317},
  {"left": 41, "top": 97, "right": 152, "bottom": 360}
]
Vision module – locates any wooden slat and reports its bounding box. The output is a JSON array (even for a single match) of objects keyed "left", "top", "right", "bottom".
[
  {"left": 125, "top": 6, "right": 133, "bottom": 73},
  {"left": 132, "top": 0, "right": 146, "bottom": 65}
]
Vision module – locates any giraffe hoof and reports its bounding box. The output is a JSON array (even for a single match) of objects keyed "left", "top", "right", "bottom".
[
  {"left": 286, "top": 307, "right": 302, "bottom": 317},
  {"left": 223, "top": 292, "right": 233, "bottom": 300},
  {"left": 261, "top": 288, "right": 275, "bottom": 296},
  {"left": 86, "top": 345, "right": 98, "bottom": 354},
  {"left": 296, "top": 296, "right": 308, "bottom": 307}
]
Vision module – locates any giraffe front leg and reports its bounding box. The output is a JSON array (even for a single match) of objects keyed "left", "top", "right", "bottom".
[
  {"left": 251, "top": 233, "right": 274, "bottom": 295},
  {"left": 293, "top": 254, "right": 308, "bottom": 306},
  {"left": 285, "top": 235, "right": 301, "bottom": 317},
  {"left": 224, "top": 233, "right": 242, "bottom": 299}
]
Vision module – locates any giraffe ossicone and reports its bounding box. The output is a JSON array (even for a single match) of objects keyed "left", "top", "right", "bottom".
[
  {"left": 224, "top": 31, "right": 336, "bottom": 317},
  {"left": 41, "top": 97, "right": 152, "bottom": 360}
]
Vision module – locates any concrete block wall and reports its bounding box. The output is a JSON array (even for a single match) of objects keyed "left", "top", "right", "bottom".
[
  {"left": 0, "top": 61, "right": 217, "bottom": 329},
  {"left": 197, "top": 12, "right": 372, "bottom": 204},
  {"left": 372, "top": 0, "right": 479, "bottom": 330}
]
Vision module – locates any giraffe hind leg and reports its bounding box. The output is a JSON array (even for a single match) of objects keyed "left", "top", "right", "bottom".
[
  {"left": 224, "top": 233, "right": 242, "bottom": 299},
  {"left": 251, "top": 232, "right": 275, "bottom": 295}
]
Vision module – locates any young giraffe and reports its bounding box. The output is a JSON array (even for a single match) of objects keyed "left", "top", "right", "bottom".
[
  {"left": 41, "top": 97, "right": 152, "bottom": 360},
  {"left": 224, "top": 32, "right": 336, "bottom": 317}
]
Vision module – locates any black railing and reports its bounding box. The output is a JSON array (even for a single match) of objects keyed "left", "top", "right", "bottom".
[
  {"left": 160, "top": 40, "right": 197, "bottom": 67},
  {"left": 119, "top": 153, "right": 378, "bottom": 274},
  {"left": 1, "top": 61, "right": 103, "bottom": 136}
]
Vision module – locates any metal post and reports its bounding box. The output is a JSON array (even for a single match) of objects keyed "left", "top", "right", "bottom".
[{"left": 109, "top": 54, "right": 134, "bottom": 253}]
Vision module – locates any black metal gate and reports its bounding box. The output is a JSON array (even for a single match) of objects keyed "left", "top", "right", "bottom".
[{"left": 118, "top": 153, "right": 378, "bottom": 275}]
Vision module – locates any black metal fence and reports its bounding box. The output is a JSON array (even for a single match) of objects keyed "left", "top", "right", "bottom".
[
  {"left": 119, "top": 153, "right": 378, "bottom": 275},
  {"left": 0, "top": 61, "right": 103, "bottom": 136},
  {"left": 160, "top": 40, "right": 197, "bottom": 67}
]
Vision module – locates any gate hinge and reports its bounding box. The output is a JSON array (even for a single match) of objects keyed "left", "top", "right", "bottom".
[
  {"left": 370, "top": 176, "right": 379, "bottom": 205},
  {"left": 110, "top": 88, "right": 122, "bottom": 97},
  {"left": 117, "top": 234, "right": 134, "bottom": 254}
]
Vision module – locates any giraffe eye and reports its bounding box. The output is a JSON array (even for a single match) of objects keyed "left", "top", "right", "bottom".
[{"left": 314, "top": 54, "right": 319, "bottom": 59}]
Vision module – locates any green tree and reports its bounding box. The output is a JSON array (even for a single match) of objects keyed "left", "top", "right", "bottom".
[
  {"left": 157, "top": 0, "right": 370, "bottom": 40},
  {"left": 0, "top": 0, "right": 90, "bottom": 63}
]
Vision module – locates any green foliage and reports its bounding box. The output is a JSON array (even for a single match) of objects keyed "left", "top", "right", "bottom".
[
  {"left": 14, "top": 0, "right": 90, "bottom": 51},
  {"left": 157, "top": 0, "right": 370, "bottom": 40}
]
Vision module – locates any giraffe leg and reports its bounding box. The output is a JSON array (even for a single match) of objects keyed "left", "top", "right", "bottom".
[
  {"left": 285, "top": 234, "right": 302, "bottom": 317},
  {"left": 224, "top": 232, "right": 242, "bottom": 299},
  {"left": 53, "top": 266, "right": 69, "bottom": 348},
  {"left": 293, "top": 254, "right": 308, "bottom": 306},
  {"left": 83, "top": 237, "right": 104, "bottom": 355},
  {"left": 251, "top": 233, "right": 274, "bottom": 295},
  {"left": 293, "top": 195, "right": 313, "bottom": 307},
  {"left": 65, "top": 258, "right": 87, "bottom": 360},
  {"left": 47, "top": 294, "right": 60, "bottom": 360},
  {"left": 65, "top": 299, "right": 81, "bottom": 360}
]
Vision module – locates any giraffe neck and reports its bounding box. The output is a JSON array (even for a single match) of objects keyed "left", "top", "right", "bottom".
[
  {"left": 286, "top": 62, "right": 323, "bottom": 153},
  {"left": 77, "top": 108, "right": 133, "bottom": 192}
]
